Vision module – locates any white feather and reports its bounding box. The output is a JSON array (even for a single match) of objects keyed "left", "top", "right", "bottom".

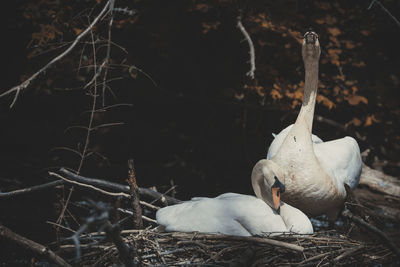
[
  {"left": 156, "top": 193, "right": 313, "bottom": 236},
  {"left": 267, "top": 124, "right": 362, "bottom": 189}
]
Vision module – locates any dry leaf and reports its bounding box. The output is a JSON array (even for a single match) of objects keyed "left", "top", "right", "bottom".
[
  {"left": 273, "top": 83, "right": 281, "bottom": 90},
  {"left": 360, "top": 30, "right": 371, "bottom": 36},
  {"left": 317, "top": 95, "right": 335, "bottom": 109},
  {"left": 352, "top": 61, "right": 366, "bottom": 67},
  {"left": 328, "top": 27, "right": 341, "bottom": 37},
  {"left": 346, "top": 117, "right": 362, "bottom": 128},
  {"left": 73, "top": 28, "right": 83, "bottom": 35},
  {"left": 364, "top": 114, "right": 380, "bottom": 127},
  {"left": 345, "top": 41, "right": 355, "bottom": 49},
  {"left": 270, "top": 89, "right": 282, "bottom": 100},
  {"left": 291, "top": 99, "right": 300, "bottom": 108},
  {"left": 333, "top": 86, "right": 341, "bottom": 96},
  {"left": 345, "top": 95, "right": 368, "bottom": 105}
]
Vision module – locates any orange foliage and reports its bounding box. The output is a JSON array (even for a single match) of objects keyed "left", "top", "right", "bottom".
[
  {"left": 317, "top": 95, "right": 336, "bottom": 109},
  {"left": 345, "top": 95, "right": 368, "bottom": 105}
]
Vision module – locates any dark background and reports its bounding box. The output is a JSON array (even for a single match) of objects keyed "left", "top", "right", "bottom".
[{"left": 1, "top": 0, "right": 399, "bottom": 258}]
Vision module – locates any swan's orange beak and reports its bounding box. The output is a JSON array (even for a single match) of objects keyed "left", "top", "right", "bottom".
[{"left": 272, "top": 187, "right": 281, "bottom": 211}]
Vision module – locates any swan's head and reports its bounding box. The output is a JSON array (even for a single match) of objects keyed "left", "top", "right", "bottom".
[
  {"left": 302, "top": 29, "right": 321, "bottom": 63},
  {"left": 251, "top": 159, "right": 285, "bottom": 212}
]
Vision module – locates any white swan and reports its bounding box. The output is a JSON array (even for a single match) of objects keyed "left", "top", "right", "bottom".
[
  {"left": 156, "top": 160, "right": 313, "bottom": 236},
  {"left": 263, "top": 30, "right": 362, "bottom": 222}
]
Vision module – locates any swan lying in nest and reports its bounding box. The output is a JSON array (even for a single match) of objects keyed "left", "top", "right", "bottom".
[{"left": 156, "top": 160, "right": 313, "bottom": 236}]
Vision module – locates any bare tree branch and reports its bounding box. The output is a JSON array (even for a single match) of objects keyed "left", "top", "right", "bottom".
[
  {"left": 237, "top": 15, "right": 256, "bottom": 80},
  {"left": 368, "top": 0, "right": 400, "bottom": 28},
  {"left": 49, "top": 171, "right": 130, "bottom": 197},
  {"left": 59, "top": 168, "right": 181, "bottom": 205},
  {"left": 0, "top": 0, "right": 112, "bottom": 108},
  {"left": 0, "top": 180, "right": 64, "bottom": 198},
  {"left": 0, "top": 224, "right": 72, "bottom": 267}
]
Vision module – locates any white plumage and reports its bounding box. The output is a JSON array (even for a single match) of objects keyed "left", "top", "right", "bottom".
[
  {"left": 261, "top": 30, "right": 363, "bottom": 221},
  {"left": 267, "top": 124, "right": 362, "bottom": 190},
  {"left": 156, "top": 193, "right": 313, "bottom": 236}
]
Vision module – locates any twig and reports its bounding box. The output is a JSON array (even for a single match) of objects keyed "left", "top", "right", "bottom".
[
  {"left": 149, "top": 185, "right": 178, "bottom": 205},
  {"left": 70, "top": 200, "right": 134, "bottom": 266},
  {"left": 0, "top": 224, "right": 72, "bottom": 267},
  {"left": 102, "top": 0, "right": 114, "bottom": 106},
  {"left": 117, "top": 208, "right": 157, "bottom": 224},
  {"left": 49, "top": 171, "right": 130, "bottom": 197},
  {"left": 368, "top": 0, "right": 400, "bottom": 28},
  {"left": 46, "top": 221, "right": 76, "bottom": 234},
  {"left": 0, "top": 0, "right": 112, "bottom": 108},
  {"left": 341, "top": 208, "right": 400, "bottom": 257},
  {"left": 0, "top": 180, "right": 64, "bottom": 198},
  {"left": 333, "top": 244, "right": 364, "bottom": 262},
  {"left": 237, "top": 15, "right": 256, "bottom": 79},
  {"left": 297, "top": 250, "right": 338, "bottom": 265},
  {"left": 140, "top": 200, "right": 160, "bottom": 210},
  {"left": 170, "top": 232, "right": 304, "bottom": 252},
  {"left": 59, "top": 167, "right": 181, "bottom": 204},
  {"left": 0, "top": 169, "right": 181, "bottom": 204}
]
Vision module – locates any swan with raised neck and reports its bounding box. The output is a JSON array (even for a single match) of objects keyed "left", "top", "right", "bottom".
[{"left": 263, "top": 30, "right": 362, "bottom": 223}]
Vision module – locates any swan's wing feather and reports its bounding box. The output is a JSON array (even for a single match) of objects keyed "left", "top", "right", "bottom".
[
  {"left": 267, "top": 124, "right": 323, "bottom": 159},
  {"left": 156, "top": 193, "right": 288, "bottom": 236},
  {"left": 314, "top": 136, "right": 362, "bottom": 189},
  {"left": 156, "top": 195, "right": 250, "bottom": 236}
]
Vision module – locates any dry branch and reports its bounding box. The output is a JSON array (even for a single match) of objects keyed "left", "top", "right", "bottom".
[
  {"left": 0, "top": 0, "right": 112, "bottom": 108},
  {"left": 59, "top": 168, "right": 181, "bottom": 205},
  {"left": 49, "top": 171, "right": 130, "bottom": 197},
  {"left": 359, "top": 163, "right": 400, "bottom": 197},
  {"left": 334, "top": 244, "right": 365, "bottom": 262},
  {"left": 127, "top": 159, "right": 143, "bottom": 229},
  {"left": 368, "top": 0, "right": 400, "bottom": 28},
  {"left": 170, "top": 232, "right": 304, "bottom": 252},
  {"left": 0, "top": 180, "right": 64, "bottom": 198},
  {"left": 237, "top": 15, "right": 256, "bottom": 80},
  {"left": 0, "top": 170, "right": 180, "bottom": 206},
  {"left": 0, "top": 224, "right": 71, "bottom": 267}
]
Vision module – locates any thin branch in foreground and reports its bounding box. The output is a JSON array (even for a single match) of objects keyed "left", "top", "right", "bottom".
[
  {"left": 59, "top": 167, "right": 181, "bottom": 205},
  {"left": 0, "top": 0, "right": 112, "bottom": 108},
  {"left": 0, "top": 224, "right": 71, "bottom": 267},
  {"left": 69, "top": 200, "right": 135, "bottom": 267},
  {"left": 237, "top": 15, "right": 256, "bottom": 80},
  {"left": 0, "top": 180, "right": 64, "bottom": 198},
  {"left": 49, "top": 171, "right": 130, "bottom": 198}
]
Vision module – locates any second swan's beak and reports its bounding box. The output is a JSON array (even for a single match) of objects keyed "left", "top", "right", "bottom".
[{"left": 271, "top": 177, "right": 285, "bottom": 211}]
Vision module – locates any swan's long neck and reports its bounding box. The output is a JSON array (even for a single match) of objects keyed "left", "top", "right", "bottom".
[{"left": 295, "top": 61, "right": 319, "bottom": 132}]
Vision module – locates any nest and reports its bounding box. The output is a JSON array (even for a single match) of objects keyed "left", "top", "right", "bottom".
[{"left": 57, "top": 228, "right": 396, "bottom": 266}]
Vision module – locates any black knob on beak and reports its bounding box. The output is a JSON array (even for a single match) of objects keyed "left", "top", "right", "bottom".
[{"left": 271, "top": 176, "right": 285, "bottom": 193}]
